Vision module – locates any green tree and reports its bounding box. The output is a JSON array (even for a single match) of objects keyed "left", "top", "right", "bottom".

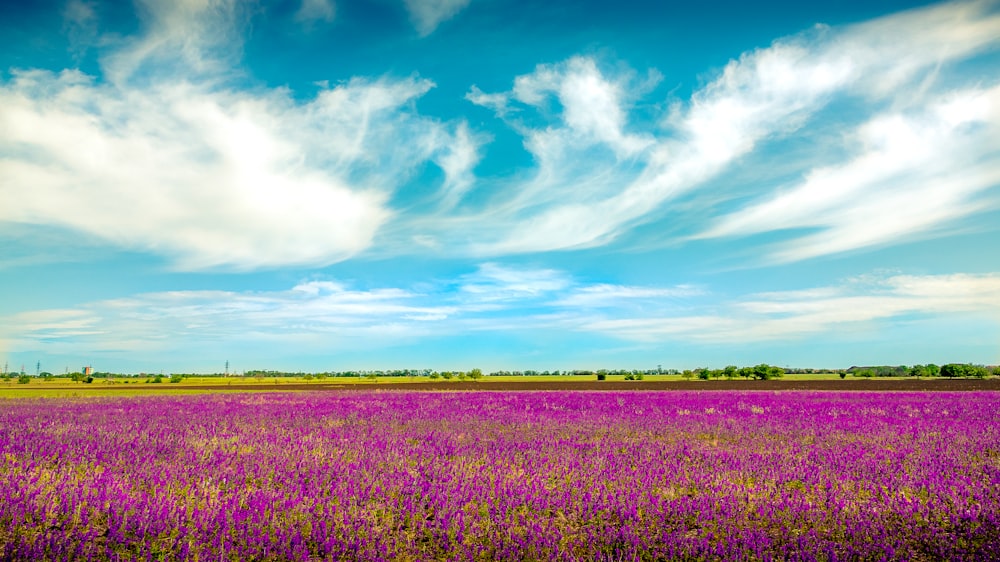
[
  {"left": 940, "top": 364, "right": 964, "bottom": 378},
  {"left": 697, "top": 368, "right": 711, "bottom": 380},
  {"left": 17, "top": 374, "right": 31, "bottom": 384},
  {"left": 753, "top": 363, "right": 782, "bottom": 380},
  {"left": 723, "top": 365, "right": 738, "bottom": 379}
]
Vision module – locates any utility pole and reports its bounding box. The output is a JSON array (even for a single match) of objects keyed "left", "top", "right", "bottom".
[
  {"left": 225, "top": 360, "right": 229, "bottom": 376},
  {"left": 36, "top": 361, "right": 40, "bottom": 376}
]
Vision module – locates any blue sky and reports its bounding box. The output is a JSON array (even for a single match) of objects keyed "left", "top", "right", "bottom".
[{"left": 2, "top": 0, "right": 999, "bottom": 374}]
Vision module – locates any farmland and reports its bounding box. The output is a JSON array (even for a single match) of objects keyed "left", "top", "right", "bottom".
[{"left": 1, "top": 390, "right": 999, "bottom": 560}]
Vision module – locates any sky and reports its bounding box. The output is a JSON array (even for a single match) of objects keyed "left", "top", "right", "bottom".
[{"left": 1, "top": 0, "right": 999, "bottom": 374}]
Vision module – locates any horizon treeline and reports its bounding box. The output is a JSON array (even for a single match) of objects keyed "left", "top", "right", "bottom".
[{"left": 8, "top": 362, "right": 998, "bottom": 380}]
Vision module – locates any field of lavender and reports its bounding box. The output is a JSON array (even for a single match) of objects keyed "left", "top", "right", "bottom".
[{"left": 1, "top": 390, "right": 999, "bottom": 561}]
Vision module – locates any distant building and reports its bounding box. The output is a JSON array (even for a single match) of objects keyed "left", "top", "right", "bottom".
[{"left": 83, "top": 366, "right": 93, "bottom": 376}]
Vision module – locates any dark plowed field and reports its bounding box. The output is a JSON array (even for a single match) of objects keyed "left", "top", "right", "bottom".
[{"left": 166, "top": 378, "right": 1000, "bottom": 392}]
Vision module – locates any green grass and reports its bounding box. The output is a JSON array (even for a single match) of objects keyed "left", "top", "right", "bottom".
[{"left": 0, "top": 372, "right": 863, "bottom": 398}]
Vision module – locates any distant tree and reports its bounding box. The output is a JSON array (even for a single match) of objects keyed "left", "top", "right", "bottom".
[
  {"left": 723, "top": 365, "right": 738, "bottom": 380},
  {"left": 468, "top": 368, "right": 483, "bottom": 381},
  {"left": 753, "top": 364, "right": 782, "bottom": 380},
  {"left": 925, "top": 364, "right": 940, "bottom": 377},
  {"left": 697, "top": 368, "right": 711, "bottom": 380},
  {"left": 681, "top": 370, "right": 694, "bottom": 381},
  {"left": 169, "top": 374, "right": 183, "bottom": 384},
  {"left": 839, "top": 371, "right": 847, "bottom": 379},
  {"left": 940, "top": 364, "right": 964, "bottom": 378},
  {"left": 441, "top": 371, "right": 453, "bottom": 380},
  {"left": 17, "top": 374, "right": 30, "bottom": 384}
]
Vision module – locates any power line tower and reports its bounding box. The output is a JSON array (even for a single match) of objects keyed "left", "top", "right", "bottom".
[
  {"left": 36, "top": 361, "right": 40, "bottom": 376},
  {"left": 225, "top": 360, "right": 229, "bottom": 376}
]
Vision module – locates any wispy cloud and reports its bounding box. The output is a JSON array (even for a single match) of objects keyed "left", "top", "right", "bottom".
[
  {"left": 698, "top": 84, "right": 1000, "bottom": 262},
  {"left": 443, "top": 0, "right": 1000, "bottom": 260},
  {"left": 0, "top": 264, "right": 698, "bottom": 355},
  {"left": 0, "top": 1, "right": 474, "bottom": 270},
  {"left": 295, "top": 0, "right": 336, "bottom": 28},
  {"left": 2, "top": 1, "right": 998, "bottom": 272},
  {"left": 587, "top": 273, "right": 1000, "bottom": 342},
  {"left": 11, "top": 264, "right": 992, "bottom": 359},
  {"left": 403, "top": 0, "right": 471, "bottom": 36}
]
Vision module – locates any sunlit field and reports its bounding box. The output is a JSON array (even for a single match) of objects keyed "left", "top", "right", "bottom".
[
  {"left": 0, "top": 373, "right": 862, "bottom": 399},
  {"left": 2, "top": 391, "right": 998, "bottom": 561}
]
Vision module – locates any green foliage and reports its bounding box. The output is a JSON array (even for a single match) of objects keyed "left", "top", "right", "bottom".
[
  {"left": 941, "top": 363, "right": 989, "bottom": 378},
  {"left": 441, "top": 371, "right": 453, "bottom": 380},
  {"left": 681, "top": 370, "right": 694, "bottom": 380},
  {"left": 697, "top": 368, "right": 711, "bottom": 380},
  {"left": 840, "top": 372, "right": 847, "bottom": 379},
  {"left": 84, "top": 376, "right": 94, "bottom": 384},
  {"left": 854, "top": 369, "right": 875, "bottom": 378},
  {"left": 752, "top": 364, "right": 783, "bottom": 380},
  {"left": 429, "top": 372, "right": 440, "bottom": 380},
  {"left": 150, "top": 375, "right": 163, "bottom": 384},
  {"left": 468, "top": 368, "right": 483, "bottom": 381},
  {"left": 597, "top": 373, "right": 607, "bottom": 381},
  {"left": 169, "top": 374, "right": 184, "bottom": 384},
  {"left": 17, "top": 374, "right": 31, "bottom": 384},
  {"left": 723, "top": 365, "right": 738, "bottom": 379}
]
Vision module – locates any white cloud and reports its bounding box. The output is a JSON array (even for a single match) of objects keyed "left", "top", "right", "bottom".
[
  {"left": 553, "top": 284, "right": 703, "bottom": 308},
  {"left": 295, "top": 0, "right": 335, "bottom": 27},
  {"left": 403, "top": 0, "right": 471, "bottom": 36},
  {"left": 699, "top": 84, "right": 1000, "bottom": 262},
  {"left": 448, "top": 1, "right": 1000, "bottom": 259},
  {"left": 5, "top": 267, "right": 999, "bottom": 358},
  {"left": 458, "top": 263, "right": 571, "bottom": 301},
  {"left": 0, "top": 4, "right": 475, "bottom": 271},
  {"left": 587, "top": 272, "right": 1000, "bottom": 342},
  {"left": 101, "top": 0, "right": 250, "bottom": 85},
  {"left": 63, "top": 0, "right": 99, "bottom": 57}
]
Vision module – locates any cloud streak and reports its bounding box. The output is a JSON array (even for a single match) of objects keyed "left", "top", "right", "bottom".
[
  {"left": 0, "top": 2, "right": 474, "bottom": 270},
  {"left": 442, "top": 0, "right": 1000, "bottom": 261},
  {"left": 403, "top": 0, "right": 471, "bottom": 36}
]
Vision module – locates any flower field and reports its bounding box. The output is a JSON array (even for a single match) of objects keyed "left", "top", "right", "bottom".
[{"left": 1, "top": 391, "right": 999, "bottom": 561}]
